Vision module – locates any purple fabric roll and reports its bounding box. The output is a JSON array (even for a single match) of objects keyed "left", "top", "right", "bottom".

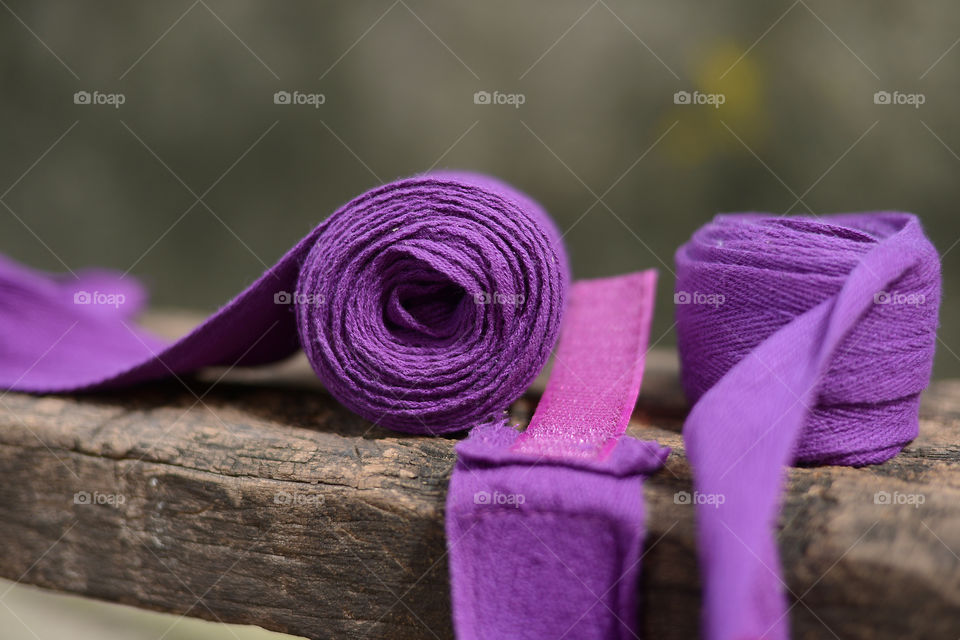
[
  {"left": 3, "top": 172, "right": 670, "bottom": 638},
  {"left": 675, "top": 212, "right": 941, "bottom": 640},
  {"left": 0, "top": 172, "right": 569, "bottom": 435}
]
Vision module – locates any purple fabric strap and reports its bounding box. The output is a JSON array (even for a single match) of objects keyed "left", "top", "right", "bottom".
[
  {"left": 446, "top": 271, "right": 669, "bottom": 640},
  {"left": 0, "top": 172, "right": 568, "bottom": 436},
  {"left": 675, "top": 213, "right": 941, "bottom": 640}
]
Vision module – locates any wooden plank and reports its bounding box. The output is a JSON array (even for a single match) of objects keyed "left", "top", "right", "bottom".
[{"left": 0, "top": 314, "right": 957, "bottom": 639}]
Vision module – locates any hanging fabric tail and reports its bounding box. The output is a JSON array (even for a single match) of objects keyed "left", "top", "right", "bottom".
[
  {"left": 446, "top": 270, "right": 669, "bottom": 640},
  {"left": 0, "top": 172, "right": 569, "bottom": 436},
  {"left": 676, "top": 213, "right": 941, "bottom": 640}
]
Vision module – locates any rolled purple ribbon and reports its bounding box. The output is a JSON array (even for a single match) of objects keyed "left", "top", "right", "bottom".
[
  {"left": 676, "top": 213, "right": 941, "bottom": 639},
  {"left": 0, "top": 172, "right": 569, "bottom": 435},
  {"left": 2, "top": 171, "right": 669, "bottom": 637}
]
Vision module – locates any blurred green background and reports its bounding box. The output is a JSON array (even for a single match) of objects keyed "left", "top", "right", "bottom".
[
  {"left": 1, "top": 1, "right": 957, "bottom": 375},
  {"left": 0, "top": 1, "right": 958, "bottom": 635}
]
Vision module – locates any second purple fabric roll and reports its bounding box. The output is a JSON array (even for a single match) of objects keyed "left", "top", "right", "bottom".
[
  {"left": 675, "top": 212, "right": 941, "bottom": 640},
  {"left": 0, "top": 172, "right": 569, "bottom": 435}
]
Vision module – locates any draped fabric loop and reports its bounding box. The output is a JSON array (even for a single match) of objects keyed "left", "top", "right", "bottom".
[
  {"left": 0, "top": 173, "right": 943, "bottom": 640},
  {"left": 676, "top": 212, "right": 941, "bottom": 640},
  {"left": 0, "top": 172, "right": 569, "bottom": 437}
]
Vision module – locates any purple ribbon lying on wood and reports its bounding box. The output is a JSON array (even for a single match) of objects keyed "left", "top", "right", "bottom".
[
  {"left": 675, "top": 213, "right": 941, "bottom": 639},
  {"left": 0, "top": 171, "right": 665, "bottom": 637},
  {"left": 1, "top": 168, "right": 942, "bottom": 640},
  {"left": 447, "top": 271, "right": 665, "bottom": 639},
  {"left": 0, "top": 172, "right": 567, "bottom": 436}
]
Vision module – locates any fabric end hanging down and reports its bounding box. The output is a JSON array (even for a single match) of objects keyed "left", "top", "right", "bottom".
[{"left": 675, "top": 212, "right": 941, "bottom": 640}]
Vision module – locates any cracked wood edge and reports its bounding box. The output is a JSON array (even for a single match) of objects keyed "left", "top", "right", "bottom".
[{"left": 0, "top": 325, "right": 958, "bottom": 639}]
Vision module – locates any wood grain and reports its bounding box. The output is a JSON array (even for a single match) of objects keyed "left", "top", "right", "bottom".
[{"left": 0, "top": 315, "right": 957, "bottom": 639}]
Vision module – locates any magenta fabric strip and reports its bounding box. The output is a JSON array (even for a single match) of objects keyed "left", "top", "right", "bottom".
[
  {"left": 511, "top": 272, "right": 658, "bottom": 460},
  {"left": 675, "top": 213, "right": 941, "bottom": 640},
  {"left": 446, "top": 271, "right": 668, "bottom": 639},
  {"left": 2, "top": 172, "right": 669, "bottom": 636},
  {"left": 0, "top": 172, "right": 568, "bottom": 436}
]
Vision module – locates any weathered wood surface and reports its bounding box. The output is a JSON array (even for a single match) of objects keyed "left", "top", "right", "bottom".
[{"left": 0, "top": 312, "right": 958, "bottom": 639}]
